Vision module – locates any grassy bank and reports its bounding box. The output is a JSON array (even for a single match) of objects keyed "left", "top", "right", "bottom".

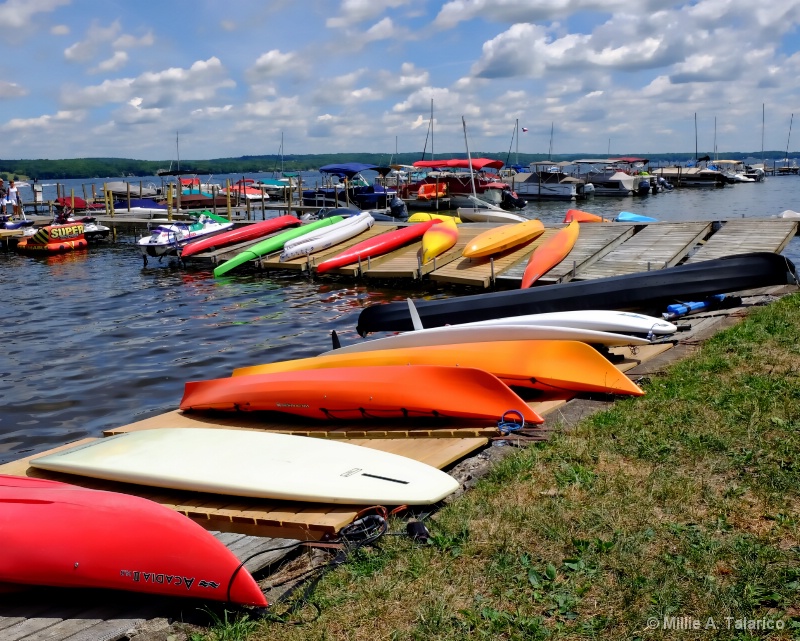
[{"left": 203, "top": 294, "right": 800, "bottom": 640}]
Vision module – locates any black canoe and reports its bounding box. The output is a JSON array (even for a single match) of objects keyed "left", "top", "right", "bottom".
[{"left": 356, "top": 252, "right": 797, "bottom": 335}]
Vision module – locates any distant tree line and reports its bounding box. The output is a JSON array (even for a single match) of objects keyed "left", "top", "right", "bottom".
[{"left": 0, "top": 150, "right": 794, "bottom": 180}]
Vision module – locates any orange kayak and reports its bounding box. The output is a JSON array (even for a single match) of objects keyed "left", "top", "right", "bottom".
[
  {"left": 462, "top": 219, "right": 545, "bottom": 258},
  {"left": 182, "top": 365, "right": 543, "bottom": 423},
  {"left": 521, "top": 219, "right": 579, "bottom": 288},
  {"left": 564, "top": 209, "right": 609, "bottom": 223},
  {"left": 419, "top": 217, "right": 458, "bottom": 264},
  {"left": 233, "top": 340, "right": 643, "bottom": 396}
]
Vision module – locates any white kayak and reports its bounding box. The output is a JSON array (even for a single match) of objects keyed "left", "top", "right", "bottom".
[
  {"left": 280, "top": 214, "right": 374, "bottom": 261},
  {"left": 322, "top": 323, "right": 650, "bottom": 356},
  {"left": 459, "top": 310, "right": 677, "bottom": 336},
  {"left": 31, "top": 428, "right": 460, "bottom": 506},
  {"left": 457, "top": 207, "right": 527, "bottom": 223}
]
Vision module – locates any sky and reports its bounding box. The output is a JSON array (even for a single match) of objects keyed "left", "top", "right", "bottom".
[{"left": 2, "top": 0, "right": 800, "bottom": 162}]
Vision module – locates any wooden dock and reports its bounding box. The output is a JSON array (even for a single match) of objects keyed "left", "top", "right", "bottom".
[
  {"left": 1, "top": 288, "right": 796, "bottom": 639},
  {"left": 184, "top": 219, "right": 799, "bottom": 288}
]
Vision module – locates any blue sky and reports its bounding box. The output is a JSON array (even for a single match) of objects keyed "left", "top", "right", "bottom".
[{"left": 1, "top": 0, "right": 800, "bottom": 161}]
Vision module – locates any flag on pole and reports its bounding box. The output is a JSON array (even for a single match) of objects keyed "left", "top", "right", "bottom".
[{"left": 521, "top": 127, "right": 528, "bottom": 132}]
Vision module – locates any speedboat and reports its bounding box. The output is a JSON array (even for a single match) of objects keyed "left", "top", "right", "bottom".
[{"left": 137, "top": 214, "right": 233, "bottom": 263}]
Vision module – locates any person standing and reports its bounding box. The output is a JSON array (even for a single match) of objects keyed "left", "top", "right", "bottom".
[
  {"left": 7, "top": 180, "right": 20, "bottom": 217},
  {"left": 0, "top": 179, "right": 6, "bottom": 217}
]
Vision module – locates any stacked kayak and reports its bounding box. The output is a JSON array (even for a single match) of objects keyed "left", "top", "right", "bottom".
[
  {"left": 214, "top": 216, "right": 343, "bottom": 276},
  {"left": 233, "top": 339, "right": 645, "bottom": 396},
  {"left": 463, "top": 219, "right": 545, "bottom": 258},
  {"left": 180, "top": 365, "right": 543, "bottom": 424},
  {"left": 279, "top": 213, "right": 374, "bottom": 262}
]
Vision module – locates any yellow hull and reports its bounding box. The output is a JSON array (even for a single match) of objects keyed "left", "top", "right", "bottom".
[
  {"left": 233, "top": 339, "right": 644, "bottom": 396},
  {"left": 419, "top": 217, "right": 459, "bottom": 264},
  {"left": 463, "top": 219, "right": 545, "bottom": 258},
  {"left": 408, "top": 212, "right": 462, "bottom": 224}
]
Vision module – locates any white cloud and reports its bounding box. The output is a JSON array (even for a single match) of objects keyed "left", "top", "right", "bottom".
[
  {"left": 326, "top": 0, "right": 411, "bottom": 28},
  {"left": 91, "top": 51, "right": 128, "bottom": 74},
  {"left": 2, "top": 109, "right": 84, "bottom": 131},
  {"left": 113, "top": 31, "right": 154, "bottom": 48},
  {"left": 0, "top": 0, "right": 70, "bottom": 29},
  {"left": 0, "top": 81, "right": 28, "bottom": 99},
  {"left": 248, "top": 49, "right": 305, "bottom": 78},
  {"left": 51, "top": 24, "right": 69, "bottom": 35}
]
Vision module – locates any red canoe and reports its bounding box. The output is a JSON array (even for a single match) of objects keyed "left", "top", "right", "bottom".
[
  {"left": 0, "top": 474, "right": 267, "bottom": 606},
  {"left": 521, "top": 219, "right": 580, "bottom": 288},
  {"left": 181, "top": 365, "right": 543, "bottom": 424},
  {"left": 316, "top": 219, "right": 437, "bottom": 274},
  {"left": 180, "top": 215, "right": 300, "bottom": 259}
]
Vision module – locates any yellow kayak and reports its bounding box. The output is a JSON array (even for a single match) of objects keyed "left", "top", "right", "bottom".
[
  {"left": 407, "top": 212, "right": 462, "bottom": 224},
  {"left": 419, "top": 216, "right": 459, "bottom": 264},
  {"left": 232, "top": 339, "right": 644, "bottom": 396},
  {"left": 463, "top": 219, "right": 545, "bottom": 258}
]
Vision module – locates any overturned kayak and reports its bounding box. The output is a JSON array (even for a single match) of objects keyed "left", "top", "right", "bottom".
[
  {"left": 181, "top": 215, "right": 300, "bottom": 259},
  {"left": 356, "top": 252, "right": 797, "bottom": 334},
  {"left": 181, "top": 365, "right": 543, "bottom": 424},
  {"left": 0, "top": 475, "right": 266, "bottom": 606},
  {"left": 233, "top": 339, "right": 644, "bottom": 396},
  {"left": 213, "top": 216, "right": 343, "bottom": 276}
]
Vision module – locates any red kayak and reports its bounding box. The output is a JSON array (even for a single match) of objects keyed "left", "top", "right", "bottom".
[
  {"left": 0, "top": 474, "right": 267, "bottom": 606},
  {"left": 181, "top": 215, "right": 300, "bottom": 259},
  {"left": 316, "top": 219, "right": 437, "bottom": 274}
]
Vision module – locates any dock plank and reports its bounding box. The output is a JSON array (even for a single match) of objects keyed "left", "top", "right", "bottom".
[
  {"left": 496, "top": 223, "right": 638, "bottom": 285},
  {"left": 577, "top": 221, "right": 711, "bottom": 279},
  {"left": 684, "top": 219, "right": 798, "bottom": 262}
]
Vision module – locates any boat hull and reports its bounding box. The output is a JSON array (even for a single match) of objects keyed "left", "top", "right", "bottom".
[
  {"left": 0, "top": 475, "right": 266, "bottom": 606},
  {"left": 463, "top": 219, "right": 545, "bottom": 258},
  {"left": 30, "top": 429, "right": 461, "bottom": 507},
  {"left": 521, "top": 220, "right": 580, "bottom": 288},
  {"left": 233, "top": 339, "right": 644, "bottom": 396},
  {"left": 180, "top": 365, "right": 543, "bottom": 424},
  {"left": 356, "top": 252, "right": 797, "bottom": 334},
  {"left": 180, "top": 215, "right": 300, "bottom": 258},
  {"left": 420, "top": 217, "right": 458, "bottom": 263},
  {"left": 317, "top": 220, "right": 437, "bottom": 273}
]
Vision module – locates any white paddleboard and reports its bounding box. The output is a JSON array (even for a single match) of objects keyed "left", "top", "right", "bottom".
[
  {"left": 322, "top": 323, "right": 650, "bottom": 356},
  {"left": 461, "top": 310, "right": 677, "bottom": 336},
  {"left": 281, "top": 213, "right": 368, "bottom": 251},
  {"left": 457, "top": 207, "right": 527, "bottom": 223},
  {"left": 30, "top": 428, "right": 460, "bottom": 506}
]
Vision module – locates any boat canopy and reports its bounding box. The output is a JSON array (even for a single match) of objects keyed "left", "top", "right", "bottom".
[
  {"left": 573, "top": 157, "right": 649, "bottom": 165},
  {"left": 319, "top": 163, "right": 378, "bottom": 177},
  {"left": 412, "top": 158, "right": 504, "bottom": 171}
]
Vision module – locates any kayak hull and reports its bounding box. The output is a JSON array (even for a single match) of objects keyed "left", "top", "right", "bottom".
[
  {"left": 463, "top": 219, "right": 545, "bottom": 258},
  {"left": 181, "top": 365, "right": 543, "bottom": 424},
  {"left": 233, "top": 339, "right": 644, "bottom": 396},
  {"left": 0, "top": 475, "right": 266, "bottom": 606},
  {"left": 181, "top": 215, "right": 299, "bottom": 258},
  {"left": 521, "top": 220, "right": 579, "bottom": 288},
  {"left": 356, "top": 252, "right": 796, "bottom": 334},
  {"left": 420, "top": 217, "right": 459, "bottom": 263}
]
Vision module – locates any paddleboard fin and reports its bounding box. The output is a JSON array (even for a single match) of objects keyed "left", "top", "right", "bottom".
[
  {"left": 331, "top": 330, "right": 341, "bottom": 350},
  {"left": 407, "top": 298, "right": 424, "bottom": 331}
]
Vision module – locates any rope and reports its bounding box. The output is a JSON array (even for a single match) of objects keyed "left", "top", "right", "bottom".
[{"left": 497, "top": 409, "right": 525, "bottom": 435}]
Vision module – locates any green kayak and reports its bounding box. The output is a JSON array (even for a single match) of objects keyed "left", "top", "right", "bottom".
[{"left": 213, "top": 216, "right": 343, "bottom": 277}]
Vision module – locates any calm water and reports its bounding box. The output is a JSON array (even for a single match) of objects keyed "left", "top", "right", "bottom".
[{"left": 2, "top": 175, "right": 799, "bottom": 465}]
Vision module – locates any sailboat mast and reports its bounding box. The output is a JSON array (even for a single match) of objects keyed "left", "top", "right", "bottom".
[
  {"left": 176, "top": 131, "right": 180, "bottom": 171},
  {"left": 761, "top": 104, "right": 765, "bottom": 167},
  {"left": 280, "top": 131, "right": 284, "bottom": 174},
  {"left": 548, "top": 122, "right": 554, "bottom": 160},
  {"left": 431, "top": 99, "right": 434, "bottom": 161},
  {"left": 515, "top": 118, "right": 519, "bottom": 166},
  {"left": 462, "top": 116, "right": 477, "bottom": 199},
  {"left": 694, "top": 113, "right": 698, "bottom": 162},
  {"left": 785, "top": 113, "right": 793, "bottom": 166}
]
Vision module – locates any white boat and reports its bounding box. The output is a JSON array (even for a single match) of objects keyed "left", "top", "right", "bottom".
[
  {"left": 322, "top": 323, "right": 650, "bottom": 356},
  {"left": 457, "top": 310, "right": 677, "bottom": 337},
  {"left": 457, "top": 203, "right": 527, "bottom": 223},
  {"left": 511, "top": 162, "right": 587, "bottom": 201},
  {"left": 279, "top": 213, "right": 374, "bottom": 261},
  {"left": 137, "top": 215, "right": 234, "bottom": 262},
  {"left": 30, "top": 428, "right": 460, "bottom": 506}
]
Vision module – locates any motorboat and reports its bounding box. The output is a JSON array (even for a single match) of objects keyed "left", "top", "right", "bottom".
[
  {"left": 137, "top": 214, "right": 233, "bottom": 263},
  {"left": 511, "top": 162, "right": 590, "bottom": 201}
]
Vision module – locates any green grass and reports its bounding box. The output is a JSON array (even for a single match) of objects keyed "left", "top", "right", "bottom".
[{"left": 198, "top": 293, "right": 800, "bottom": 640}]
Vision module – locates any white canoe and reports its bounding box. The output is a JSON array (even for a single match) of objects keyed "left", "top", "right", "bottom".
[
  {"left": 461, "top": 310, "right": 677, "bottom": 336},
  {"left": 280, "top": 214, "right": 374, "bottom": 261},
  {"left": 31, "top": 428, "right": 460, "bottom": 506},
  {"left": 322, "top": 323, "right": 650, "bottom": 355}
]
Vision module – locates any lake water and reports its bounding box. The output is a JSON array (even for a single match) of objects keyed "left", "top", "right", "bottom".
[{"left": 2, "top": 175, "right": 799, "bottom": 465}]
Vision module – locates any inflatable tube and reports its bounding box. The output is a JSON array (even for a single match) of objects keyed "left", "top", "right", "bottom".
[{"left": 16, "top": 224, "right": 89, "bottom": 253}]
